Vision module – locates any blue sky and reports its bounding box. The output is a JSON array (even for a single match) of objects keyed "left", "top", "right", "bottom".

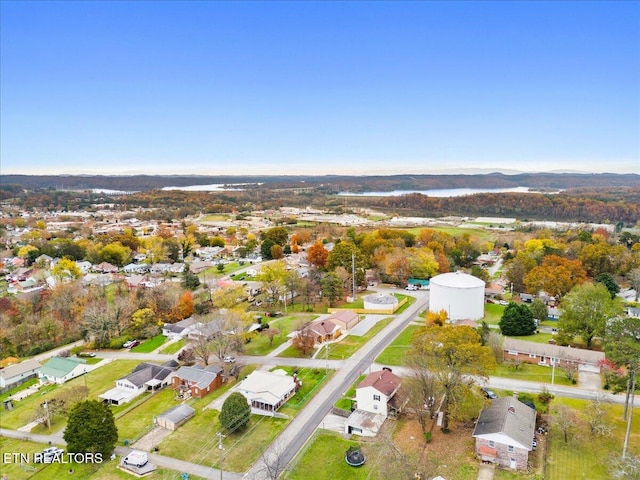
[{"left": 1, "top": 1, "right": 638, "bottom": 175}]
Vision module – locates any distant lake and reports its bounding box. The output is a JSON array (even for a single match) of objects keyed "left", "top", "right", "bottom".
[
  {"left": 162, "top": 183, "right": 256, "bottom": 192},
  {"left": 338, "top": 186, "right": 560, "bottom": 197}
]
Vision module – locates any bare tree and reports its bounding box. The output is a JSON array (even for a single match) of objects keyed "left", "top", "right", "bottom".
[
  {"left": 192, "top": 334, "right": 213, "bottom": 366},
  {"left": 82, "top": 299, "right": 120, "bottom": 347},
  {"left": 255, "top": 439, "right": 290, "bottom": 480},
  {"left": 610, "top": 454, "right": 640, "bottom": 480},
  {"left": 583, "top": 395, "right": 612, "bottom": 437},
  {"left": 554, "top": 405, "right": 577, "bottom": 443},
  {"left": 407, "top": 357, "right": 440, "bottom": 435}
]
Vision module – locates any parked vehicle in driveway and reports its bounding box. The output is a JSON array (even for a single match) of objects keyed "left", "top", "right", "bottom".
[
  {"left": 123, "top": 450, "right": 148, "bottom": 468},
  {"left": 223, "top": 356, "right": 236, "bottom": 363},
  {"left": 481, "top": 387, "right": 498, "bottom": 399}
]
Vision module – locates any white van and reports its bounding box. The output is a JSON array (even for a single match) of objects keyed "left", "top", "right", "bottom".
[{"left": 124, "top": 450, "right": 148, "bottom": 468}]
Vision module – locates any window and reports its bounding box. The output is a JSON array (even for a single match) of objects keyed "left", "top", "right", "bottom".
[
  {"left": 529, "top": 354, "right": 537, "bottom": 359},
  {"left": 373, "top": 394, "right": 381, "bottom": 401},
  {"left": 508, "top": 445, "right": 514, "bottom": 453},
  {"left": 489, "top": 441, "right": 495, "bottom": 448},
  {"left": 508, "top": 350, "right": 518, "bottom": 355}
]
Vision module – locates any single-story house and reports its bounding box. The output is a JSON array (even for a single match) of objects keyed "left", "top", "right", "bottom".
[
  {"left": 346, "top": 367, "right": 403, "bottom": 437},
  {"left": 503, "top": 338, "right": 605, "bottom": 371},
  {"left": 99, "top": 362, "right": 176, "bottom": 405},
  {"left": 172, "top": 365, "right": 223, "bottom": 399},
  {"left": 0, "top": 358, "right": 41, "bottom": 390},
  {"left": 93, "top": 262, "right": 119, "bottom": 274},
  {"left": 547, "top": 307, "right": 561, "bottom": 320},
  {"left": 327, "top": 310, "right": 359, "bottom": 330},
  {"left": 163, "top": 317, "right": 199, "bottom": 339},
  {"left": 237, "top": 369, "right": 299, "bottom": 415},
  {"left": 472, "top": 397, "right": 536, "bottom": 471},
  {"left": 155, "top": 404, "right": 195, "bottom": 431},
  {"left": 123, "top": 263, "right": 150, "bottom": 274},
  {"left": 189, "top": 261, "right": 212, "bottom": 274},
  {"left": 38, "top": 357, "right": 87, "bottom": 385},
  {"left": 627, "top": 307, "right": 640, "bottom": 319},
  {"left": 75, "top": 261, "right": 93, "bottom": 274},
  {"left": 187, "top": 322, "right": 221, "bottom": 342},
  {"left": 299, "top": 319, "right": 341, "bottom": 344}
]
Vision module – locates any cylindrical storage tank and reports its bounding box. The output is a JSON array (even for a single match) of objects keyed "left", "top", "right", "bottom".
[
  {"left": 363, "top": 293, "right": 399, "bottom": 313},
  {"left": 429, "top": 272, "right": 485, "bottom": 321}
]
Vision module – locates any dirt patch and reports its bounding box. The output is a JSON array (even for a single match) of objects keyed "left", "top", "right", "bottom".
[{"left": 391, "top": 417, "right": 479, "bottom": 480}]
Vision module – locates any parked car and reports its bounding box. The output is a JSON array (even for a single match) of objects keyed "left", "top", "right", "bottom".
[
  {"left": 36, "top": 447, "right": 64, "bottom": 463},
  {"left": 405, "top": 284, "right": 417, "bottom": 291},
  {"left": 127, "top": 340, "right": 140, "bottom": 349},
  {"left": 481, "top": 387, "right": 498, "bottom": 399},
  {"left": 123, "top": 340, "right": 134, "bottom": 348},
  {"left": 223, "top": 356, "right": 236, "bottom": 363}
]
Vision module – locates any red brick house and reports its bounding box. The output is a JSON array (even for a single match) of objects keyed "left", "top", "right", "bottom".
[
  {"left": 503, "top": 338, "right": 605, "bottom": 371},
  {"left": 172, "top": 365, "right": 223, "bottom": 399},
  {"left": 300, "top": 319, "right": 341, "bottom": 344}
]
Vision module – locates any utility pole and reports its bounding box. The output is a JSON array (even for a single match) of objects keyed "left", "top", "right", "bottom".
[
  {"left": 352, "top": 250, "right": 356, "bottom": 301},
  {"left": 217, "top": 432, "right": 225, "bottom": 480},
  {"left": 622, "top": 368, "right": 637, "bottom": 459}
]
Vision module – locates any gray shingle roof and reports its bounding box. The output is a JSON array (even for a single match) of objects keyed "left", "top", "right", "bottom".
[
  {"left": 473, "top": 397, "right": 536, "bottom": 450},
  {"left": 157, "top": 404, "right": 195, "bottom": 424},
  {"left": 174, "top": 365, "right": 220, "bottom": 389},
  {"left": 503, "top": 338, "right": 605, "bottom": 365},
  {"left": 124, "top": 363, "right": 175, "bottom": 388}
]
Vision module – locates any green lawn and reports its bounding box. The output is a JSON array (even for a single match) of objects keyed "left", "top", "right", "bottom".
[
  {"left": 159, "top": 338, "right": 186, "bottom": 354},
  {"left": 0, "top": 360, "right": 141, "bottom": 430},
  {"left": 0, "top": 437, "right": 201, "bottom": 480},
  {"left": 483, "top": 303, "right": 505, "bottom": 325},
  {"left": 506, "top": 332, "right": 555, "bottom": 344},
  {"left": 286, "top": 431, "right": 380, "bottom": 480},
  {"left": 115, "top": 389, "right": 178, "bottom": 443},
  {"left": 278, "top": 367, "right": 334, "bottom": 415},
  {"left": 375, "top": 324, "right": 421, "bottom": 366},
  {"left": 491, "top": 363, "right": 574, "bottom": 386},
  {"left": 393, "top": 293, "right": 416, "bottom": 313},
  {"left": 546, "top": 398, "right": 640, "bottom": 480},
  {"left": 130, "top": 334, "right": 167, "bottom": 353},
  {"left": 317, "top": 317, "right": 394, "bottom": 360},
  {"left": 0, "top": 378, "right": 39, "bottom": 403},
  {"left": 276, "top": 344, "right": 313, "bottom": 358},
  {"left": 333, "top": 374, "right": 366, "bottom": 409},
  {"left": 242, "top": 329, "right": 290, "bottom": 356}
]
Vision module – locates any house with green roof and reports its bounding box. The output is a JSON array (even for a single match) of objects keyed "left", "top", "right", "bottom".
[{"left": 38, "top": 357, "right": 88, "bottom": 385}]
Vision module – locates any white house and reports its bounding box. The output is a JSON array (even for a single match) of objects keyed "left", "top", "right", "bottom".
[
  {"left": 99, "top": 362, "right": 176, "bottom": 405},
  {"left": 346, "top": 368, "right": 402, "bottom": 437},
  {"left": 354, "top": 367, "right": 401, "bottom": 417},
  {"left": 38, "top": 357, "right": 88, "bottom": 385},
  {"left": 237, "top": 369, "right": 299, "bottom": 415},
  {"left": 75, "top": 261, "right": 93, "bottom": 274},
  {"left": 162, "top": 317, "right": 199, "bottom": 339},
  {"left": 0, "top": 359, "right": 41, "bottom": 389}
]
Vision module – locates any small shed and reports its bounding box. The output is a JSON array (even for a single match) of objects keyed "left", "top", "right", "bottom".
[{"left": 155, "top": 404, "right": 195, "bottom": 431}]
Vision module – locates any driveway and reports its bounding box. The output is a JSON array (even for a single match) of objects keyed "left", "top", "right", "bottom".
[
  {"left": 348, "top": 314, "right": 388, "bottom": 336},
  {"left": 477, "top": 462, "right": 495, "bottom": 480}
]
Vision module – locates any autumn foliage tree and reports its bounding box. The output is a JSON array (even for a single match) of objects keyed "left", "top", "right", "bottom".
[
  {"left": 524, "top": 254, "right": 587, "bottom": 299},
  {"left": 307, "top": 242, "right": 329, "bottom": 269},
  {"left": 292, "top": 328, "right": 316, "bottom": 356},
  {"left": 410, "top": 325, "right": 495, "bottom": 432}
]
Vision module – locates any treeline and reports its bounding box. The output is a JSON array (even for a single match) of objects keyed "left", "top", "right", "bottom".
[
  {"left": 4, "top": 172, "right": 639, "bottom": 192},
  {"left": 371, "top": 189, "right": 640, "bottom": 224}
]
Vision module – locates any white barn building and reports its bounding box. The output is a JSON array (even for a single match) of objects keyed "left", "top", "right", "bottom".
[{"left": 429, "top": 271, "right": 485, "bottom": 321}]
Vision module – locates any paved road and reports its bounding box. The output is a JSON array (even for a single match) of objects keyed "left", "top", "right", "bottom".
[
  {"left": 243, "top": 291, "right": 429, "bottom": 479},
  {"left": 0, "top": 428, "right": 241, "bottom": 480}
]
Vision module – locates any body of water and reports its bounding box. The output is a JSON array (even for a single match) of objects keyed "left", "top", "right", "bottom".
[
  {"left": 338, "top": 186, "right": 560, "bottom": 197},
  {"left": 161, "top": 183, "right": 257, "bottom": 192}
]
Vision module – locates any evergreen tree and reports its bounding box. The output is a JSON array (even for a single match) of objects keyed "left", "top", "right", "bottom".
[
  {"left": 595, "top": 273, "right": 619, "bottom": 299},
  {"left": 499, "top": 302, "right": 536, "bottom": 336},
  {"left": 220, "top": 392, "right": 251, "bottom": 432},
  {"left": 63, "top": 400, "right": 118, "bottom": 457},
  {"left": 182, "top": 267, "right": 201, "bottom": 290}
]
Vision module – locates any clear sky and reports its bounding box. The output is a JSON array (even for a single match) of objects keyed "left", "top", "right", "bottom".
[{"left": 1, "top": 1, "right": 638, "bottom": 176}]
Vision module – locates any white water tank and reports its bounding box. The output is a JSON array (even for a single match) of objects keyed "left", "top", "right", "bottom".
[{"left": 429, "top": 271, "right": 485, "bottom": 321}]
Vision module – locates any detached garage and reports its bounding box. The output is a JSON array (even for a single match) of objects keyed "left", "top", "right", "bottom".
[{"left": 155, "top": 404, "right": 195, "bottom": 431}]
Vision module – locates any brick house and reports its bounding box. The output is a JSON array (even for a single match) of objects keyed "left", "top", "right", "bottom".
[
  {"left": 171, "top": 365, "right": 223, "bottom": 399},
  {"left": 299, "top": 319, "right": 341, "bottom": 344},
  {"left": 503, "top": 338, "right": 605, "bottom": 371},
  {"left": 472, "top": 397, "right": 536, "bottom": 470}
]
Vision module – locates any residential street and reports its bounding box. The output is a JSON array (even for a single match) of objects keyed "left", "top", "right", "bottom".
[{"left": 243, "top": 291, "right": 429, "bottom": 479}]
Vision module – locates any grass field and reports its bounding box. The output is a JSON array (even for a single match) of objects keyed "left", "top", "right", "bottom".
[
  {"left": 407, "top": 226, "right": 497, "bottom": 242},
  {"left": 506, "top": 332, "right": 555, "bottom": 344},
  {"left": 0, "top": 360, "right": 141, "bottom": 430},
  {"left": 0, "top": 378, "right": 39, "bottom": 403},
  {"left": 317, "top": 317, "right": 393, "bottom": 360},
  {"left": 483, "top": 303, "right": 505, "bottom": 325},
  {"left": 115, "top": 389, "right": 177, "bottom": 443},
  {"left": 491, "top": 363, "right": 574, "bottom": 386},
  {"left": 286, "top": 430, "right": 378, "bottom": 480},
  {"left": 130, "top": 335, "right": 166, "bottom": 353},
  {"left": 545, "top": 398, "right": 640, "bottom": 480},
  {"left": 159, "top": 338, "right": 186, "bottom": 354},
  {"left": 375, "top": 324, "right": 421, "bottom": 366}
]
